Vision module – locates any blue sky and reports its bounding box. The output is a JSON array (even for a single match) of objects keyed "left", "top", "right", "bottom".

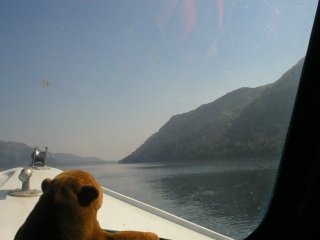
[{"left": 0, "top": 0, "right": 318, "bottom": 160}]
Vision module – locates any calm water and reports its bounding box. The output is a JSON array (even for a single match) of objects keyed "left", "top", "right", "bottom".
[{"left": 61, "top": 159, "right": 278, "bottom": 239}]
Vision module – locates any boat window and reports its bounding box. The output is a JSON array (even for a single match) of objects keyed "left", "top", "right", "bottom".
[{"left": 0, "top": 1, "right": 318, "bottom": 239}]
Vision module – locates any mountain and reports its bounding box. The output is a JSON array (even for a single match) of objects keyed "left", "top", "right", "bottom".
[
  {"left": 120, "top": 58, "right": 304, "bottom": 163},
  {"left": 0, "top": 140, "right": 33, "bottom": 169},
  {"left": 0, "top": 140, "right": 108, "bottom": 169}
]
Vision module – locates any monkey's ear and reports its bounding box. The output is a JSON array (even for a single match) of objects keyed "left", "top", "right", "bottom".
[
  {"left": 41, "top": 178, "right": 52, "bottom": 192},
  {"left": 78, "top": 185, "right": 99, "bottom": 207}
]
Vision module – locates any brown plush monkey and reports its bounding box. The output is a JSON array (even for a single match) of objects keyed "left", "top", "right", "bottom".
[{"left": 14, "top": 170, "right": 159, "bottom": 240}]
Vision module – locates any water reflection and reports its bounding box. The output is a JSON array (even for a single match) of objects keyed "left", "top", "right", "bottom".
[{"left": 156, "top": 166, "right": 276, "bottom": 238}]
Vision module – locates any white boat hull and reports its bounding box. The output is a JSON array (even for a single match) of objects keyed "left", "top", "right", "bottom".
[{"left": 0, "top": 167, "right": 232, "bottom": 240}]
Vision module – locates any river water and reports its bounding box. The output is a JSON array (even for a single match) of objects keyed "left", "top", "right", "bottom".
[{"left": 61, "top": 159, "right": 278, "bottom": 239}]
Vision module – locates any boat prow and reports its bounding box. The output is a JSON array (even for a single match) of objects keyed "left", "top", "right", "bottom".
[{"left": 0, "top": 166, "right": 232, "bottom": 240}]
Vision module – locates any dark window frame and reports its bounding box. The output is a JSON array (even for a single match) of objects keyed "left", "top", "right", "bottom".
[{"left": 246, "top": 2, "right": 320, "bottom": 240}]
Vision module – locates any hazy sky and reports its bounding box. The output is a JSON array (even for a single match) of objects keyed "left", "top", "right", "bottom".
[{"left": 0, "top": 0, "right": 317, "bottom": 160}]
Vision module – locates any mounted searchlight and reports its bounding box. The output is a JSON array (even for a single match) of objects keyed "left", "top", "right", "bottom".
[
  {"left": 19, "top": 167, "right": 33, "bottom": 191},
  {"left": 8, "top": 167, "right": 42, "bottom": 197}
]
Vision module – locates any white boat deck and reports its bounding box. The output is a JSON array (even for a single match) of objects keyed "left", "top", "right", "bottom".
[{"left": 0, "top": 167, "right": 232, "bottom": 240}]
